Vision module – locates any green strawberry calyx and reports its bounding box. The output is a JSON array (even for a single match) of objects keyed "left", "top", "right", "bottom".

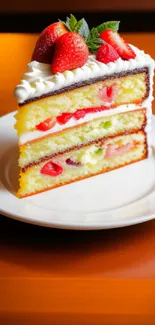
[{"left": 61, "top": 14, "right": 120, "bottom": 52}]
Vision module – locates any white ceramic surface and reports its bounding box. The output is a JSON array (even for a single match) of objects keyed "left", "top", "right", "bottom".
[{"left": 0, "top": 112, "right": 155, "bottom": 230}]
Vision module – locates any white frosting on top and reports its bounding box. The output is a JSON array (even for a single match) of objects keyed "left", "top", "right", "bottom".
[
  {"left": 15, "top": 43, "right": 154, "bottom": 158},
  {"left": 14, "top": 45, "right": 154, "bottom": 104}
]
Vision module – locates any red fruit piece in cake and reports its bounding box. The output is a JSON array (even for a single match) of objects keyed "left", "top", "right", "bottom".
[
  {"left": 73, "top": 107, "right": 106, "bottom": 120},
  {"left": 36, "top": 117, "right": 56, "bottom": 131},
  {"left": 74, "top": 109, "right": 86, "bottom": 120},
  {"left": 105, "top": 143, "right": 134, "bottom": 158},
  {"left": 41, "top": 161, "right": 63, "bottom": 176},
  {"left": 56, "top": 106, "right": 109, "bottom": 126},
  {"left": 32, "top": 22, "right": 68, "bottom": 64},
  {"left": 99, "top": 84, "right": 118, "bottom": 103},
  {"left": 96, "top": 43, "right": 119, "bottom": 64},
  {"left": 51, "top": 32, "right": 89, "bottom": 74},
  {"left": 100, "top": 30, "right": 136, "bottom": 60},
  {"left": 74, "top": 107, "right": 107, "bottom": 119},
  {"left": 57, "top": 112, "right": 73, "bottom": 124}
]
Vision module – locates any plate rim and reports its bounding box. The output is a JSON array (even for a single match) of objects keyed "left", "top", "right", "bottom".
[{"left": 1, "top": 208, "right": 155, "bottom": 230}]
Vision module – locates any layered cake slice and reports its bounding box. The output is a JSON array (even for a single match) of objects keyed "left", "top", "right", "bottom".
[{"left": 14, "top": 15, "right": 154, "bottom": 198}]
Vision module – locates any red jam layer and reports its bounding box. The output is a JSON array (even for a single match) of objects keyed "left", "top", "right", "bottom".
[{"left": 36, "top": 105, "right": 109, "bottom": 131}]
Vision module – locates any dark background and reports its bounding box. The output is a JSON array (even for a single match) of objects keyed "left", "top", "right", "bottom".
[
  {"left": 0, "top": 0, "right": 155, "bottom": 33},
  {"left": 0, "top": 12, "right": 155, "bottom": 33}
]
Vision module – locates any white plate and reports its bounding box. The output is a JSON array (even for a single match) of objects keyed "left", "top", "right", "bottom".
[{"left": 0, "top": 112, "right": 155, "bottom": 230}]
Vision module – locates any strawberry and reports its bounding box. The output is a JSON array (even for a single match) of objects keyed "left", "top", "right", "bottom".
[
  {"left": 41, "top": 161, "right": 63, "bottom": 177},
  {"left": 57, "top": 112, "right": 73, "bottom": 124},
  {"left": 32, "top": 22, "right": 68, "bottom": 64},
  {"left": 98, "top": 85, "right": 118, "bottom": 103},
  {"left": 57, "top": 107, "right": 108, "bottom": 125},
  {"left": 82, "top": 106, "right": 108, "bottom": 114},
  {"left": 73, "top": 107, "right": 104, "bottom": 120},
  {"left": 51, "top": 32, "right": 89, "bottom": 74},
  {"left": 96, "top": 43, "right": 119, "bottom": 64},
  {"left": 100, "top": 30, "right": 136, "bottom": 60},
  {"left": 106, "top": 86, "right": 113, "bottom": 98},
  {"left": 105, "top": 143, "right": 134, "bottom": 158},
  {"left": 36, "top": 117, "right": 56, "bottom": 131},
  {"left": 74, "top": 106, "right": 108, "bottom": 116},
  {"left": 74, "top": 109, "right": 86, "bottom": 120}
]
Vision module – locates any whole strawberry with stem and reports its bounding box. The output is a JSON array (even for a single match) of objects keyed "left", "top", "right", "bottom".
[
  {"left": 51, "top": 32, "right": 89, "bottom": 74},
  {"left": 32, "top": 22, "right": 68, "bottom": 64}
]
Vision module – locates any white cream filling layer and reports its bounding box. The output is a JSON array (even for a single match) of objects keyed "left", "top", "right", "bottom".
[
  {"left": 19, "top": 100, "right": 151, "bottom": 146},
  {"left": 14, "top": 45, "right": 154, "bottom": 104}
]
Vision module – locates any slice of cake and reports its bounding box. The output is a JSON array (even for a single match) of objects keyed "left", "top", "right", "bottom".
[{"left": 14, "top": 15, "right": 154, "bottom": 198}]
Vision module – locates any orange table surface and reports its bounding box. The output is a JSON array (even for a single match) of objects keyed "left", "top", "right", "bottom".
[{"left": 0, "top": 33, "right": 155, "bottom": 325}]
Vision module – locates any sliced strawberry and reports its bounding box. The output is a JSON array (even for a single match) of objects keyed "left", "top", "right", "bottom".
[
  {"left": 98, "top": 85, "right": 118, "bottom": 103},
  {"left": 57, "top": 112, "right": 73, "bottom": 124},
  {"left": 74, "top": 109, "right": 86, "bottom": 120},
  {"left": 106, "top": 86, "right": 113, "bottom": 98},
  {"left": 100, "top": 30, "right": 136, "bottom": 60},
  {"left": 82, "top": 106, "right": 108, "bottom": 114},
  {"left": 74, "top": 106, "right": 108, "bottom": 119},
  {"left": 96, "top": 43, "right": 119, "bottom": 64},
  {"left": 36, "top": 117, "right": 56, "bottom": 131},
  {"left": 57, "top": 106, "right": 109, "bottom": 125},
  {"left": 105, "top": 143, "right": 134, "bottom": 158},
  {"left": 41, "top": 161, "right": 63, "bottom": 176},
  {"left": 56, "top": 105, "right": 113, "bottom": 127},
  {"left": 107, "top": 84, "right": 118, "bottom": 101}
]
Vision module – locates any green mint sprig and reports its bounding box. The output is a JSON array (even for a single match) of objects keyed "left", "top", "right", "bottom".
[
  {"left": 61, "top": 14, "right": 90, "bottom": 39},
  {"left": 61, "top": 14, "right": 120, "bottom": 53},
  {"left": 87, "top": 21, "right": 120, "bottom": 52},
  {"left": 86, "top": 27, "right": 104, "bottom": 52},
  {"left": 96, "top": 21, "right": 120, "bottom": 34}
]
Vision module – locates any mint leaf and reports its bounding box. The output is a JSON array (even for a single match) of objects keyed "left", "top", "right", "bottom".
[
  {"left": 87, "top": 43, "right": 97, "bottom": 52},
  {"left": 65, "top": 14, "right": 78, "bottom": 31},
  {"left": 60, "top": 16, "right": 120, "bottom": 53},
  {"left": 70, "top": 14, "right": 78, "bottom": 29},
  {"left": 74, "top": 19, "right": 83, "bottom": 33},
  {"left": 63, "top": 15, "right": 90, "bottom": 40},
  {"left": 63, "top": 14, "right": 97, "bottom": 49},
  {"left": 96, "top": 21, "right": 120, "bottom": 34},
  {"left": 87, "top": 41, "right": 103, "bottom": 52},
  {"left": 64, "top": 18, "right": 71, "bottom": 31},
  {"left": 88, "top": 27, "right": 99, "bottom": 40},
  {"left": 78, "top": 18, "right": 90, "bottom": 40},
  {"left": 87, "top": 36, "right": 103, "bottom": 52},
  {"left": 86, "top": 27, "right": 104, "bottom": 52}
]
